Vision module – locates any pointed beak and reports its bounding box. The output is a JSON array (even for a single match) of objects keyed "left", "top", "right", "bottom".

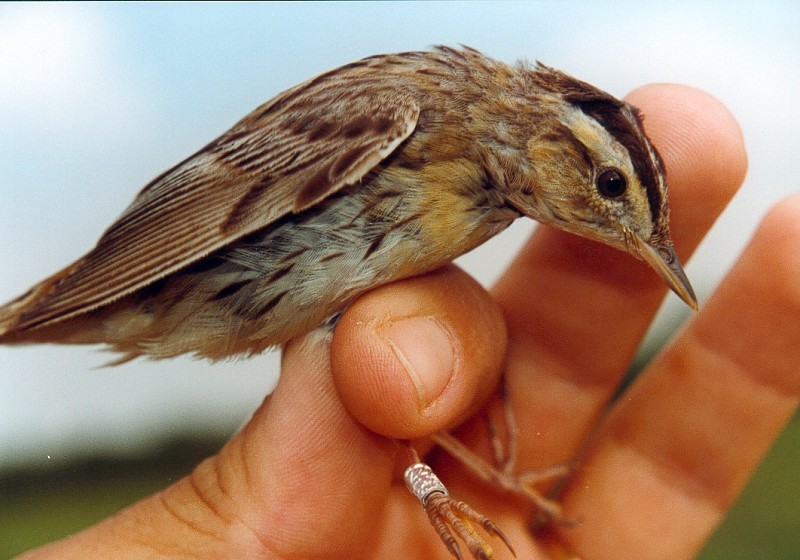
[{"left": 632, "top": 236, "right": 698, "bottom": 311}]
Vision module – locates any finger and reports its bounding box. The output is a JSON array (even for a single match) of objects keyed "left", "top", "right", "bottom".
[
  {"left": 26, "top": 330, "right": 395, "bottom": 559},
  {"left": 491, "top": 85, "right": 748, "bottom": 468},
  {"left": 560, "top": 196, "right": 800, "bottom": 559},
  {"left": 330, "top": 264, "right": 507, "bottom": 440},
  {"left": 200, "top": 329, "right": 396, "bottom": 558}
]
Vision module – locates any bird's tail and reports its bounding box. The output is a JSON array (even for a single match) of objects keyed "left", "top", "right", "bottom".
[
  {"left": 0, "top": 283, "right": 45, "bottom": 342},
  {"left": 0, "top": 278, "right": 104, "bottom": 346}
]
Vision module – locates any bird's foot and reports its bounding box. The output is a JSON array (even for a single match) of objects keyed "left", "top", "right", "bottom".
[
  {"left": 431, "top": 430, "right": 574, "bottom": 524},
  {"left": 404, "top": 462, "right": 515, "bottom": 560}
]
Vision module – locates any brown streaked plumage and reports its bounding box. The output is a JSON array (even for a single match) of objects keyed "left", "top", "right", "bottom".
[{"left": 0, "top": 46, "right": 697, "bottom": 559}]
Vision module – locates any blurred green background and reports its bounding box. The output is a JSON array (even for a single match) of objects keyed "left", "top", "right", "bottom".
[{"left": 2, "top": 412, "right": 798, "bottom": 558}]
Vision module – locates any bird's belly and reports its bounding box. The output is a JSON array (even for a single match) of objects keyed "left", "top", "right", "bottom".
[
  {"left": 109, "top": 194, "right": 445, "bottom": 359},
  {"left": 100, "top": 178, "right": 515, "bottom": 361}
]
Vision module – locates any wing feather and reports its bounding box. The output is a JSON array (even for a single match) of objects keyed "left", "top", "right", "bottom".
[{"left": 10, "top": 68, "right": 420, "bottom": 331}]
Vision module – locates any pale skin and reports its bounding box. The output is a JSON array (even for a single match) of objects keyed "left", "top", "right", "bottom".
[{"left": 19, "top": 84, "right": 799, "bottom": 560}]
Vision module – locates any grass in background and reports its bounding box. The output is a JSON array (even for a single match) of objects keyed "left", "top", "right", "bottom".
[
  {"left": 0, "top": 439, "right": 222, "bottom": 559},
  {"left": 1, "top": 418, "right": 798, "bottom": 559},
  {"left": 699, "top": 411, "right": 800, "bottom": 559}
]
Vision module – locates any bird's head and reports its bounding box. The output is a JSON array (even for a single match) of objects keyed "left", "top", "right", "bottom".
[{"left": 501, "top": 63, "right": 697, "bottom": 309}]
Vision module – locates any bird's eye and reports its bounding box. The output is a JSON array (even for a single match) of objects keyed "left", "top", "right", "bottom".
[{"left": 596, "top": 169, "right": 627, "bottom": 199}]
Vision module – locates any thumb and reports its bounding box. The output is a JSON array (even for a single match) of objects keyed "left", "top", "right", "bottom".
[{"left": 331, "top": 264, "right": 508, "bottom": 440}]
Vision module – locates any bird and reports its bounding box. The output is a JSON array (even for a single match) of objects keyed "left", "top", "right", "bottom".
[{"left": 0, "top": 46, "right": 696, "bottom": 559}]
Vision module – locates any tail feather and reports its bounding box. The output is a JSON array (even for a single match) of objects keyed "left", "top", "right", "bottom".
[
  {"left": 0, "top": 278, "right": 104, "bottom": 345},
  {"left": 2, "top": 278, "right": 165, "bottom": 362},
  {"left": 0, "top": 284, "right": 44, "bottom": 342}
]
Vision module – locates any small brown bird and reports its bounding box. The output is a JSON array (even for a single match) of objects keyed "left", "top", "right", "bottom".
[{"left": 0, "top": 46, "right": 696, "bottom": 558}]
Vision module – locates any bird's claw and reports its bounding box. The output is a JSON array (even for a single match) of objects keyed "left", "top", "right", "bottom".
[{"left": 405, "top": 462, "right": 515, "bottom": 560}]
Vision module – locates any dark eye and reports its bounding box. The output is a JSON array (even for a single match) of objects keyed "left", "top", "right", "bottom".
[{"left": 596, "top": 169, "right": 627, "bottom": 198}]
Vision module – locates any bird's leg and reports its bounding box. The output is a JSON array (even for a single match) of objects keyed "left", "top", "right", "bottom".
[
  {"left": 404, "top": 447, "right": 515, "bottom": 560},
  {"left": 486, "top": 382, "right": 518, "bottom": 475},
  {"left": 403, "top": 384, "right": 575, "bottom": 560},
  {"left": 427, "top": 379, "right": 576, "bottom": 530},
  {"left": 430, "top": 431, "right": 570, "bottom": 521},
  {"left": 403, "top": 373, "right": 581, "bottom": 559}
]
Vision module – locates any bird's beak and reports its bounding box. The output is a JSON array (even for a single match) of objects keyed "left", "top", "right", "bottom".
[{"left": 632, "top": 236, "right": 698, "bottom": 311}]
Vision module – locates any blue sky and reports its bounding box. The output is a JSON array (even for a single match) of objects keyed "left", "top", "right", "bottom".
[{"left": 1, "top": 1, "right": 798, "bottom": 468}]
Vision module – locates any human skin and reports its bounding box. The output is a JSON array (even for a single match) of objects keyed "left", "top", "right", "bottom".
[{"left": 19, "top": 84, "right": 799, "bottom": 560}]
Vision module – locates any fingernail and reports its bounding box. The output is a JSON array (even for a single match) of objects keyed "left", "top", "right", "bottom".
[{"left": 381, "top": 316, "right": 455, "bottom": 409}]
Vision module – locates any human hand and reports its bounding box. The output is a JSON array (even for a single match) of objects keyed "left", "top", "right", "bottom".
[{"left": 21, "top": 84, "right": 799, "bottom": 560}]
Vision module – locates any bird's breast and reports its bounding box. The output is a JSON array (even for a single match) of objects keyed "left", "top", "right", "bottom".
[{"left": 94, "top": 160, "right": 517, "bottom": 360}]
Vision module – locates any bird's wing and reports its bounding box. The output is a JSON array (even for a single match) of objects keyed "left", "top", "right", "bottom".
[{"left": 4, "top": 70, "right": 420, "bottom": 332}]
